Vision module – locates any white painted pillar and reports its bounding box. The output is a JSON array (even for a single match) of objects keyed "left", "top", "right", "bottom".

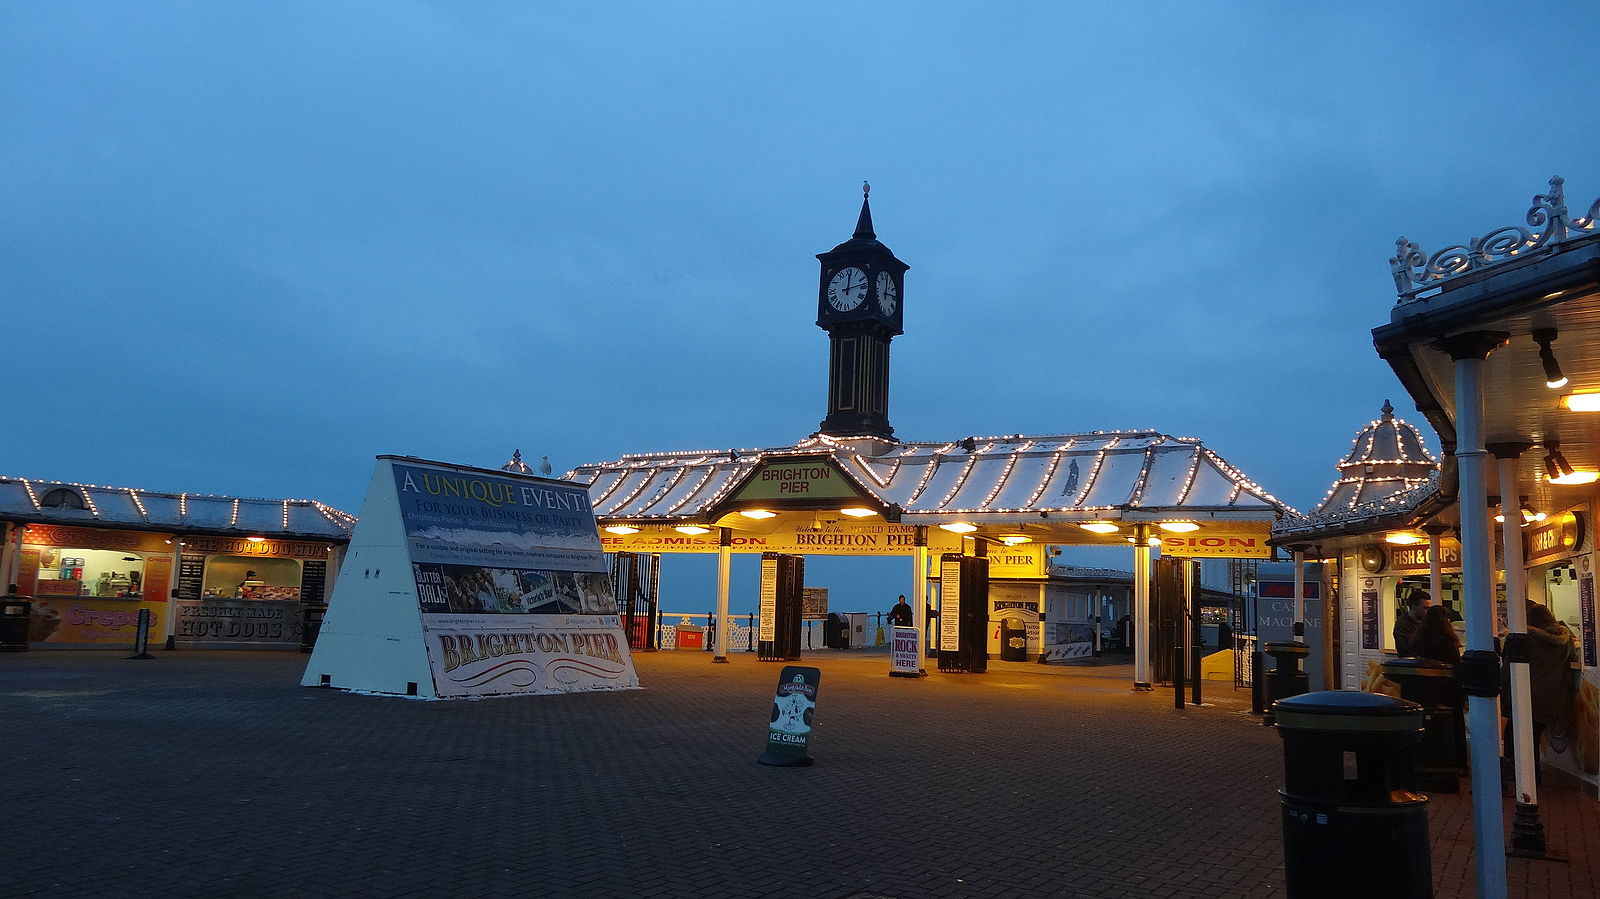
[
  {"left": 2, "top": 523, "right": 23, "bottom": 591},
  {"left": 165, "top": 540, "right": 184, "bottom": 643},
  {"left": 1133, "top": 524, "right": 1152, "bottom": 689},
  {"left": 713, "top": 529, "right": 731, "bottom": 661},
  {"left": 913, "top": 537, "right": 928, "bottom": 668},
  {"left": 1291, "top": 548, "right": 1306, "bottom": 640},
  {"left": 1495, "top": 452, "right": 1539, "bottom": 810},
  {"left": 1426, "top": 529, "right": 1444, "bottom": 607},
  {"left": 1449, "top": 339, "right": 1509, "bottom": 899}
]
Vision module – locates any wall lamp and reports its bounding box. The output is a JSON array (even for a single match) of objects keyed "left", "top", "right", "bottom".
[{"left": 1533, "top": 328, "right": 1568, "bottom": 389}]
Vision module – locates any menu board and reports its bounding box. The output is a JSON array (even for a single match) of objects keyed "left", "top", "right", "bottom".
[
  {"left": 1360, "top": 586, "right": 1380, "bottom": 650},
  {"left": 176, "top": 556, "right": 206, "bottom": 601},
  {"left": 939, "top": 557, "right": 962, "bottom": 652},
  {"left": 299, "top": 559, "right": 328, "bottom": 605}
]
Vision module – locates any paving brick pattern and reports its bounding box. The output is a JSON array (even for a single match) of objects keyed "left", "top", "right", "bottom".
[{"left": 3, "top": 649, "right": 1595, "bottom": 898}]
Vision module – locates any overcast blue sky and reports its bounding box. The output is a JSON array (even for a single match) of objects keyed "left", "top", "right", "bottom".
[{"left": 7, "top": 3, "right": 1600, "bottom": 611}]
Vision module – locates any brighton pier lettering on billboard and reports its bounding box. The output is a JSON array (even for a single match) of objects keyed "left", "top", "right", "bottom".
[{"left": 438, "top": 630, "right": 626, "bottom": 672}]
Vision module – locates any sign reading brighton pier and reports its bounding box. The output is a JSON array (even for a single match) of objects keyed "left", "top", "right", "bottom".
[{"left": 302, "top": 456, "right": 639, "bottom": 698}]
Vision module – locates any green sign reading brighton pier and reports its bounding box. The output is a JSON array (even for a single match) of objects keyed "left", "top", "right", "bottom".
[{"left": 758, "top": 665, "right": 821, "bottom": 767}]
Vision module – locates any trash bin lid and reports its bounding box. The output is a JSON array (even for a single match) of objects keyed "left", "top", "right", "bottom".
[
  {"left": 1381, "top": 657, "right": 1454, "bottom": 676},
  {"left": 1272, "top": 690, "right": 1423, "bottom": 733},
  {"left": 1262, "top": 641, "right": 1310, "bottom": 657}
]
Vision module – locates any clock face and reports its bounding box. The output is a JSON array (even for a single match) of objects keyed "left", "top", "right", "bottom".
[
  {"left": 825, "top": 266, "right": 867, "bottom": 312},
  {"left": 875, "top": 271, "right": 898, "bottom": 316}
]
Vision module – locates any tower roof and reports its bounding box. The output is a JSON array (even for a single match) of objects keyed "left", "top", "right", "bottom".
[{"left": 1310, "top": 400, "right": 1439, "bottom": 516}]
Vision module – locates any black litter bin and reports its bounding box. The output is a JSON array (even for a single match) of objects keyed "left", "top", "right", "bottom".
[
  {"left": 0, "top": 593, "right": 31, "bottom": 652},
  {"left": 999, "top": 617, "right": 1027, "bottom": 661},
  {"left": 299, "top": 603, "right": 327, "bottom": 654},
  {"left": 1264, "top": 641, "right": 1310, "bottom": 705},
  {"left": 1382, "top": 658, "right": 1463, "bottom": 793},
  {"left": 1274, "top": 691, "right": 1431, "bottom": 899},
  {"left": 824, "top": 613, "right": 848, "bottom": 649}
]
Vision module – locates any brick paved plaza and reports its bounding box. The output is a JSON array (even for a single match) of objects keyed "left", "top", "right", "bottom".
[{"left": 4, "top": 648, "right": 1596, "bottom": 898}]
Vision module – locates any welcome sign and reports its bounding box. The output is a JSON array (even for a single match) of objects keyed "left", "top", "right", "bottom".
[{"left": 302, "top": 456, "right": 639, "bottom": 698}]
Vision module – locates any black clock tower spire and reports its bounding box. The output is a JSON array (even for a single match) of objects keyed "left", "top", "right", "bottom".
[{"left": 815, "top": 183, "right": 907, "bottom": 448}]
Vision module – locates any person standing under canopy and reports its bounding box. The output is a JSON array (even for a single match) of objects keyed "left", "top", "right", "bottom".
[{"left": 887, "top": 594, "right": 913, "bottom": 628}]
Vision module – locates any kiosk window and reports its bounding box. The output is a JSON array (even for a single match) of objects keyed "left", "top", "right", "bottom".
[
  {"left": 33, "top": 547, "right": 145, "bottom": 597},
  {"left": 203, "top": 556, "right": 302, "bottom": 600}
]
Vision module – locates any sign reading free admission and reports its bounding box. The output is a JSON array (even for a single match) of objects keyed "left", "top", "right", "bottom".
[{"left": 302, "top": 456, "right": 639, "bottom": 699}]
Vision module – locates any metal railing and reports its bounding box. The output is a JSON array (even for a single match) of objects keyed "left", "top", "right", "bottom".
[{"left": 1233, "top": 633, "right": 1257, "bottom": 689}]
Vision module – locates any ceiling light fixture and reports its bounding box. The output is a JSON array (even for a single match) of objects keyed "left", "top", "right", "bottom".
[
  {"left": 1385, "top": 532, "right": 1424, "bottom": 545},
  {"left": 603, "top": 524, "right": 640, "bottom": 535},
  {"left": 673, "top": 525, "right": 711, "bottom": 535},
  {"left": 1079, "top": 521, "right": 1119, "bottom": 534},
  {"left": 739, "top": 510, "right": 777, "bottom": 519},
  {"left": 1158, "top": 521, "right": 1200, "bottom": 532},
  {"left": 939, "top": 522, "right": 978, "bottom": 534},
  {"left": 838, "top": 507, "right": 878, "bottom": 518},
  {"left": 998, "top": 534, "right": 1032, "bottom": 546},
  {"left": 1534, "top": 328, "right": 1568, "bottom": 389},
  {"left": 1561, "top": 391, "right": 1600, "bottom": 412},
  {"left": 1545, "top": 447, "right": 1600, "bottom": 485}
]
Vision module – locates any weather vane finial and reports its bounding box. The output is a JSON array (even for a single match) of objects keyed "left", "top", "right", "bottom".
[{"left": 862, "top": 180, "right": 870, "bottom": 198}]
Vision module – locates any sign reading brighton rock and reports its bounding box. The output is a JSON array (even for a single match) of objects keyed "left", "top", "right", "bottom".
[{"left": 302, "top": 456, "right": 639, "bottom": 698}]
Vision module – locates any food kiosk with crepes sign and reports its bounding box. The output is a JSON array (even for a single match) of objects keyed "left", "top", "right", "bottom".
[{"left": 0, "top": 477, "right": 353, "bottom": 649}]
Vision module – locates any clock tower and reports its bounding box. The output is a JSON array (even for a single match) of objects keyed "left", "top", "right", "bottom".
[{"left": 815, "top": 183, "right": 908, "bottom": 446}]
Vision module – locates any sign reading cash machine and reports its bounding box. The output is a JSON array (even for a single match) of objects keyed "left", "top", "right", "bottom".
[{"left": 301, "top": 456, "right": 639, "bottom": 698}]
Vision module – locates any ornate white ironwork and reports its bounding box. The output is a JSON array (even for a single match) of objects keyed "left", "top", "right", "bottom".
[{"left": 1391, "top": 176, "right": 1600, "bottom": 302}]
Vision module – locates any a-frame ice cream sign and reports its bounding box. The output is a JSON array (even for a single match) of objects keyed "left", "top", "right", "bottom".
[{"left": 302, "top": 456, "right": 639, "bottom": 698}]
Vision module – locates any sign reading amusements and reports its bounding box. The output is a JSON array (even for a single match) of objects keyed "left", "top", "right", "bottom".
[{"left": 301, "top": 456, "right": 639, "bottom": 698}]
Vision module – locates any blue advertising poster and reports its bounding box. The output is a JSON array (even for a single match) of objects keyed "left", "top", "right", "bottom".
[{"left": 392, "top": 462, "right": 605, "bottom": 572}]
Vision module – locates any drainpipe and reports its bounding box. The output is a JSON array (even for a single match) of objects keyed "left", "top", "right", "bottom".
[{"left": 1442, "top": 331, "right": 1510, "bottom": 899}]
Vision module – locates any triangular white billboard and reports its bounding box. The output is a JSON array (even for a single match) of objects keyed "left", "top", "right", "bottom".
[{"left": 302, "top": 455, "right": 639, "bottom": 698}]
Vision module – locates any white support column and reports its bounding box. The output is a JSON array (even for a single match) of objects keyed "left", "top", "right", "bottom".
[
  {"left": 1291, "top": 548, "right": 1306, "bottom": 640},
  {"left": 165, "top": 540, "right": 184, "bottom": 644},
  {"left": 713, "top": 529, "right": 731, "bottom": 662},
  {"left": 1497, "top": 456, "right": 1537, "bottom": 800},
  {"left": 1491, "top": 444, "right": 1546, "bottom": 854},
  {"left": 1448, "top": 335, "right": 1510, "bottom": 899},
  {"left": 913, "top": 535, "right": 929, "bottom": 671},
  {"left": 1133, "top": 524, "right": 1152, "bottom": 690},
  {"left": 1426, "top": 528, "right": 1444, "bottom": 607},
  {"left": 2, "top": 523, "right": 23, "bottom": 591}
]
